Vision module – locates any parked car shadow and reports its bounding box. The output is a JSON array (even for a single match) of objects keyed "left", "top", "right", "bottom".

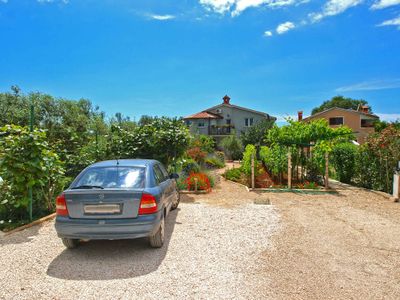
[{"left": 46, "top": 208, "right": 180, "bottom": 280}]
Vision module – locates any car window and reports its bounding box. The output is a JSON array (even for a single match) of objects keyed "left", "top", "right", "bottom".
[
  {"left": 158, "top": 164, "right": 170, "bottom": 180},
  {"left": 153, "top": 165, "right": 165, "bottom": 184},
  {"left": 73, "top": 167, "right": 146, "bottom": 189}
]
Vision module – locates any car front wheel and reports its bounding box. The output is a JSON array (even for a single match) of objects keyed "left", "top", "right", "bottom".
[
  {"left": 171, "top": 189, "right": 180, "bottom": 210},
  {"left": 149, "top": 214, "right": 165, "bottom": 248}
]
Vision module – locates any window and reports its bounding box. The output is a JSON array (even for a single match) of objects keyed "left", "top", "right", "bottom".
[
  {"left": 329, "top": 117, "right": 343, "bottom": 126},
  {"left": 198, "top": 121, "right": 205, "bottom": 128},
  {"left": 153, "top": 165, "right": 166, "bottom": 184},
  {"left": 361, "top": 119, "right": 375, "bottom": 128},
  {"left": 73, "top": 167, "right": 146, "bottom": 189},
  {"left": 245, "top": 118, "right": 254, "bottom": 127}
]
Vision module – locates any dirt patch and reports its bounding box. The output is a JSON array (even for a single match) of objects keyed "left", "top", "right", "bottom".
[{"left": 260, "top": 188, "right": 400, "bottom": 299}]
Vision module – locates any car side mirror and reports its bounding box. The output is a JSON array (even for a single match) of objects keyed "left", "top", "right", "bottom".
[{"left": 169, "top": 173, "right": 179, "bottom": 179}]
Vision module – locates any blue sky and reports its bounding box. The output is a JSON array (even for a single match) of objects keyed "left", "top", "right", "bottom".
[{"left": 0, "top": 0, "right": 399, "bottom": 122}]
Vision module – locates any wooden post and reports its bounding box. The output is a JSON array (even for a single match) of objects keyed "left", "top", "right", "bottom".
[
  {"left": 325, "top": 152, "right": 329, "bottom": 190},
  {"left": 288, "top": 150, "right": 292, "bottom": 189},
  {"left": 251, "top": 154, "right": 255, "bottom": 189}
]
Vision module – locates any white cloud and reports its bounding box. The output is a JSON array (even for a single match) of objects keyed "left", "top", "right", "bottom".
[
  {"left": 276, "top": 21, "right": 295, "bottom": 34},
  {"left": 1, "top": 0, "right": 8, "bottom": 3},
  {"left": 150, "top": 14, "right": 175, "bottom": 21},
  {"left": 376, "top": 113, "right": 400, "bottom": 122},
  {"left": 309, "top": 0, "right": 363, "bottom": 22},
  {"left": 377, "top": 16, "right": 400, "bottom": 29},
  {"left": 336, "top": 79, "right": 400, "bottom": 92},
  {"left": 199, "top": 0, "right": 305, "bottom": 16},
  {"left": 264, "top": 30, "right": 273, "bottom": 36},
  {"left": 371, "top": 0, "right": 400, "bottom": 9}
]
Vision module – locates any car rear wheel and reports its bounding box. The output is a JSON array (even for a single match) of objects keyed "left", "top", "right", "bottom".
[
  {"left": 62, "top": 238, "right": 80, "bottom": 249},
  {"left": 149, "top": 214, "right": 164, "bottom": 248},
  {"left": 171, "top": 189, "right": 180, "bottom": 210}
]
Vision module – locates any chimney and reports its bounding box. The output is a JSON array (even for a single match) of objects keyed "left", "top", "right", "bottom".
[
  {"left": 298, "top": 111, "right": 303, "bottom": 121},
  {"left": 223, "top": 95, "right": 231, "bottom": 105}
]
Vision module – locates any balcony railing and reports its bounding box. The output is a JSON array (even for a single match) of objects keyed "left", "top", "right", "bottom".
[{"left": 209, "top": 125, "right": 235, "bottom": 135}]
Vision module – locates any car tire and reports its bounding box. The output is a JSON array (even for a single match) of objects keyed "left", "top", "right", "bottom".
[
  {"left": 171, "top": 188, "right": 180, "bottom": 210},
  {"left": 62, "top": 238, "right": 80, "bottom": 249},
  {"left": 149, "top": 214, "right": 165, "bottom": 248}
]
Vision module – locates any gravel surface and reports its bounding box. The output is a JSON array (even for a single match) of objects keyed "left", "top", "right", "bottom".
[
  {"left": 1, "top": 170, "right": 399, "bottom": 299},
  {"left": 0, "top": 188, "right": 279, "bottom": 299}
]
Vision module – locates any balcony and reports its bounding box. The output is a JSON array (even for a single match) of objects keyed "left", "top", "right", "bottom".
[{"left": 209, "top": 125, "right": 235, "bottom": 136}]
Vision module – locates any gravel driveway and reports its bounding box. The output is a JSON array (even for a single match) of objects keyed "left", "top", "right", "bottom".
[
  {"left": 1, "top": 174, "right": 400, "bottom": 299},
  {"left": 0, "top": 180, "right": 279, "bottom": 300}
]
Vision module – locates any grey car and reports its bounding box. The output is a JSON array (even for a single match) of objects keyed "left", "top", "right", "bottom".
[{"left": 55, "top": 159, "right": 180, "bottom": 249}]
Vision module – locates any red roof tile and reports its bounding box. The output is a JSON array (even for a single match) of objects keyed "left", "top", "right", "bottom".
[{"left": 183, "top": 111, "right": 223, "bottom": 119}]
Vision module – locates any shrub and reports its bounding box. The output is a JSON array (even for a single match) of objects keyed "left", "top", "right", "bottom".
[
  {"left": 331, "top": 143, "right": 357, "bottom": 184},
  {"left": 176, "top": 177, "right": 188, "bottom": 191},
  {"left": 215, "top": 151, "right": 225, "bottom": 162},
  {"left": 191, "top": 135, "right": 215, "bottom": 153},
  {"left": 220, "top": 134, "right": 243, "bottom": 160},
  {"left": 186, "top": 147, "right": 207, "bottom": 163},
  {"left": 204, "top": 156, "right": 225, "bottom": 169},
  {"left": 260, "top": 145, "right": 287, "bottom": 177},
  {"left": 223, "top": 168, "right": 242, "bottom": 182},
  {"left": 0, "top": 125, "right": 66, "bottom": 226},
  {"left": 181, "top": 159, "right": 201, "bottom": 175},
  {"left": 242, "top": 144, "right": 258, "bottom": 176},
  {"left": 186, "top": 173, "right": 211, "bottom": 191}
]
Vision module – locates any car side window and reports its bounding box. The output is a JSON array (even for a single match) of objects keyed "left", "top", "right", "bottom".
[
  {"left": 158, "top": 164, "right": 170, "bottom": 181},
  {"left": 153, "top": 165, "right": 165, "bottom": 184}
]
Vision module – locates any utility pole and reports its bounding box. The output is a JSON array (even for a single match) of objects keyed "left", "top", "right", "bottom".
[{"left": 28, "top": 102, "right": 34, "bottom": 221}]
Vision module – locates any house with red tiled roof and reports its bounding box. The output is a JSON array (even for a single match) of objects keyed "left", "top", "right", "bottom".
[
  {"left": 183, "top": 95, "right": 276, "bottom": 139},
  {"left": 301, "top": 105, "right": 379, "bottom": 144}
]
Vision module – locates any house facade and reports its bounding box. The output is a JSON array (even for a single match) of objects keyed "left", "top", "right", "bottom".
[
  {"left": 301, "top": 106, "right": 379, "bottom": 144},
  {"left": 183, "top": 95, "right": 276, "bottom": 139}
]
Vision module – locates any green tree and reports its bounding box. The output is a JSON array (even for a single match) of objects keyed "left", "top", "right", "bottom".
[
  {"left": 220, "top": 134, "right": 243, "bottom": 160},
  {"left": 311, "top": 96, "right": 369, "bottom": 115},
  {"left": 240, "top": 119, "right": 274, "bottom": 149},
  {"left": 331, "top": 143, "right": 357, "bottom": 183}
]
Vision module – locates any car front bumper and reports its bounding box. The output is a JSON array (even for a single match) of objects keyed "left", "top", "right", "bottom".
[{"left": 55, "top": 210, "right": 162, "bottom": 240}]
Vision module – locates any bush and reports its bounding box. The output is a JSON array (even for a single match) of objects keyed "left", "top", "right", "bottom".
[
  {"left": 176, "top": 177, "right": 188, "bottom": 191},
  {"left": 204, "top": 156, "right": 225, "bottom": 169},
  {"left": 223, "top": 168, "right": 243, "bottom": 182},
  {"left": 220, "top": 134, "right": 243, "bottom": 160},
  {"left": 186, "top": 173, "right": 211, "bottom": 191},
  {"left": 181, "top": 159, "right": 201, "bottom": 175},
  {"left": 242, "top": 144, "right": 258, "bottom": 176},
  {"left": 191, "top": 135, "right": 215, "bottom": 153},
  {"left": 331, "top": 143, "right": 357, "bottom": 184},
  {"left": 260, "top": 145, "right": 287, "bottom": 177},
  {"left": 186, "top": 147, "right": 207, "bottom": 163},
  {"left": 0, "top": 125, "right": 66, "bottom": 227},
  {"left": 215, "top": 151, "right": 225, "bottom": 162}
]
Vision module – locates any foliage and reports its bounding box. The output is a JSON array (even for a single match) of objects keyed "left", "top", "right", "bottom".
[
  {"left": 374, "top": 120, "right": 400, "bottom": 132},
  {"left": 259, "top": 145, "right": 287, "bottom": 178},
  {"left": 204, "top": 156, "right": 225, "bottom": 169},
  {"left": 223, "top": 168, "right": 243, "bottom": 182},
  {"left": 215, "top": 151, "right": 225, "bottom": 162},
  {"left": 186, "top": 173, "right": 211, "bottom": 191},
  {"left": 267, "top": 119, "right": 354, "bottom": 148},
  {"left": 354, "top": 125, "right": 400, "bottom": 193},
  {"left": 242, "top": 144, "right": 258, "bottom": 176},
  {"left": 331, "top": 143, "right": 357, "bottom": 183},
  {"left": 311, "top": 95, "right": 369, "bottom": 115},
  {"left": 176, "top": 177, "right": 188, "bottom": 191},
  {"left": 240, "top": 119, "right": 274, "bottom": 148},
  {"left": 181, "top": 158, "right": 201, "bottom": 175},
  {"left": 220, "top": 134, "right": 243, "bottom": 160},
  {"left": 107, "top": 117, "right": 191, "bottom": 165},
  {"left": 0, "top": 125, "right": 66, "bottom": 226},
  {"left": 191, "top": 134, "right": 215, "bottom": 153},
  {"left": 186, "top": 147, "right": 207, "bottom": 163}
]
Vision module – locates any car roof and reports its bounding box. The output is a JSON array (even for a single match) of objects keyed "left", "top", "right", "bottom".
[{"left": 89, "top": 159, "right": 160, "bottom": 168}]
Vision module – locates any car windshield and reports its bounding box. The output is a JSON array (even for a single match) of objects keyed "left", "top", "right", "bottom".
[{"left": 72, "top": 166, "right": 146, "bottom": 189}]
